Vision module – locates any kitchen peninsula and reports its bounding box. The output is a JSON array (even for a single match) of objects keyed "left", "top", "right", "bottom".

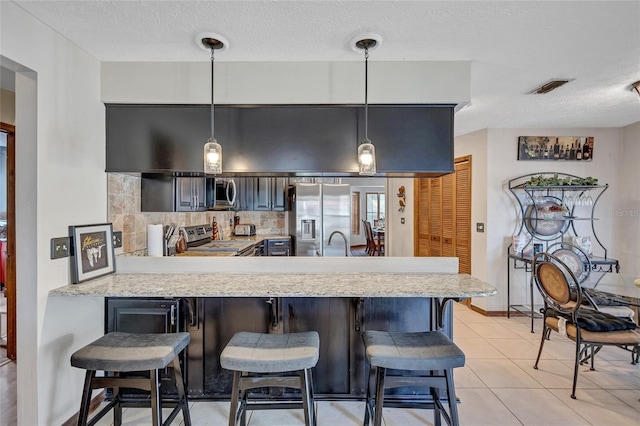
[{"left": 50, "top": 257, "right": 496, "bottom": 399}]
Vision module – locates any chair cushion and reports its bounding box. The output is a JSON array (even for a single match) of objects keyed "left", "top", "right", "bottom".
[
  {"left": 220, "top": 331, "right": 319, "bottom": 373},
  {"left": 583, "top": 289, "right": 627, "bottom": 306},
  {"left": 362, "top": 330, "right": 465, "bottom": 371},
  {"left": 545, "top": 317, "right": 640, "bottom": 344},
  {"left": 548, "top": 308, "right": 636, "bottom": 332},
  {"left": 70, "top": 332, "right": 190, "bottom": 372}
]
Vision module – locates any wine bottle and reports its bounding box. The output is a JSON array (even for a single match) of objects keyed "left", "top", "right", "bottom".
[
  {"left": 583, "top": 138, "right": 591, "bottom": 160},
  {"left": 553, "top": 138, "right": 560, "bottom": 159},
  {"left": 565, "top": 144, "right": 570, "bottom": 160},
  {"left": 569, "top": 143, "right": 576, "bottom": 160},
  {"left": 576, "top": 140, "right": 582, "bottom": 160}
]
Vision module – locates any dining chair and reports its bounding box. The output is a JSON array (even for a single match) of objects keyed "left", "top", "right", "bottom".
[{"left": 531, "top": 252, "right": 640, "bottom": 399}]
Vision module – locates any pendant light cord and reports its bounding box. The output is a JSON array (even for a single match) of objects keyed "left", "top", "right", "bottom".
[
  {"left": 364, "top": 46, "right": 369, "bottom": 142},
  {"left": 210, "top": 47, "right": 215, "bottom": 137}
]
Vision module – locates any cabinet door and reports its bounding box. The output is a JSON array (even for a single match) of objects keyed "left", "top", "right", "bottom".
[
  {"left": 441, "top": 173, "right": 455, "bottom": 257},
  {"left": 236, "top": 178, "right": 255, "bottom": 211},
  {"left": 197, "top": 298, "right": 270, "bottom": 396},
  {"left": 253, "top": 177, "right": 272, "bottom": 210},
  {"left": 271, "top": 177, "right": 288, "bottom": 211},
  {"left": 428, "top": 178, "right": 442, "bottom": 256},
  {"left": 105, "top": 298, "right": 183, "bottom": 397},
  {"left": 192, "top": 177, "right": 206, "bottom": 210},
  {"left": 176, "top": 178, "right": 195, "bottom": 211},
  {"left": 284, "top": 298, "right": 351, "bottom": 395}
]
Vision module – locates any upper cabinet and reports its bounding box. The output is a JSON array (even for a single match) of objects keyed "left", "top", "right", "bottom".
[
  {"left": 253, "top": 177, "right": 288, "bottom": 211},
  {"left": 106, "top": 105, "right": 454, "bottom": 177}
]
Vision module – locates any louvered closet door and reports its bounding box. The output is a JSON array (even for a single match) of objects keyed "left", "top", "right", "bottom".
[
  {"left": 455, "top": 159, "right": 471, "bottom": 274},
  {"left": 428, "top": 178, "right": 442, "bottom": 256},
  {"left": 441, "top": 173, "right": 455, "bottom": 257},
  {"left": 415, "top": 179, "right": 431, "bottom": 257}
]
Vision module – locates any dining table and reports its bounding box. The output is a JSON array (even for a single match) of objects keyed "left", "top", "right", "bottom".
[
  {"left": 372, "top": 227, "right": 385, "bottom": 256},
  {"left": 582, "top": 273, "right": 640, "bottom": 324}
]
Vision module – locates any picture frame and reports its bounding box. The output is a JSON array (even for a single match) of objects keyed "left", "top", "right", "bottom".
[
  {"left": 69, "top": 223, "right": 115, "bottom": 283},
  {"left": 517, "top": 136, "right": 594, "bottom": 161}
]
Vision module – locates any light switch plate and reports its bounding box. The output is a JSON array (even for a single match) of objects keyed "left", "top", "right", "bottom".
[
  {"left": 401, "top": 218, "right": 405, "bottom": 224},
  {"left": 113, "top": 231, "right": 123, "bottom": 248},
  {"left": 50, "top": 237, "right": 70, "bottom": 259},
  {"left": 476, "top": 223, "right": 485, "bottom": 233}
]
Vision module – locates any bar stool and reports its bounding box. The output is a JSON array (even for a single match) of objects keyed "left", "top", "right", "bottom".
[
  {"left": 220, "top": 331, "right": 319, "bottom": 426},
  {"left": 362, "top": 330, "right": 465, "bottom": 426},
  {"left": 70, "top": 332, "right": 191, "bottom": 426}
]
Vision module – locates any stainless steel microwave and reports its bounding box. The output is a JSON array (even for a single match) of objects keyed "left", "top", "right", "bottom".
[{"left": 206, "top": 178, "right": 236, "bottom": 210}]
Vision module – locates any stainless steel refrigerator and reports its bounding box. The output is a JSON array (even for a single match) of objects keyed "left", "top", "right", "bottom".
[{"left": 289, "top": 183, "right": 351, "bottom": 256}]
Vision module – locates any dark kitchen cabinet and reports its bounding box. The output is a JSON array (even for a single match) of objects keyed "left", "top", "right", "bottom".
[
  {"left": 187, "top": 297, "right": 271, "bottom": 397},
  {"left": 106, "top": 104, "right": 454, "bottom": 177},
  {"left": 254, "top": 177, "right": 288, "bottom": 211},
  {"left": 176, "top": 177, "right": 206, "bottom": 211},
  {"left": 105, "top": 297, "right": 185, "bottom": 399},
  {"left": 141, "top": 174, "right": 206, "bottom": 212},
  {"left": 234, "top": 177, "right": 254, "bottom": 211}
]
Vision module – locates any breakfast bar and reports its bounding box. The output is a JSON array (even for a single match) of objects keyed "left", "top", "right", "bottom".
[{"left": 50, "top": 257, "right": 496, "bottom": 399}]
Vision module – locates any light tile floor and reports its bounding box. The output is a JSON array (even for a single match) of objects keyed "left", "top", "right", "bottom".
[{"left": 94, "top": 302, "right": 640, "bottom": 425}]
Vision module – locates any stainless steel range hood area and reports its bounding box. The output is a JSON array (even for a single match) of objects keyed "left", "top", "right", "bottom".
[{"left": 106, "top": 104, "right": 455, "bottom": 177}]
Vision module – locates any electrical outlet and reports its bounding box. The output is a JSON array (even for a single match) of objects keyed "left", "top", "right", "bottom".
[
  {"left": 401, "top": 218, "right": 405, "bottom": 224},
  {"left": 50, "top": 237, "right": 70, "bottom": 259},
  {"left": 476, "top": 223, "right": 485, "bottom": 233},
  {"left": 113, "top": 231, "right": 123, "bottom": 248}
]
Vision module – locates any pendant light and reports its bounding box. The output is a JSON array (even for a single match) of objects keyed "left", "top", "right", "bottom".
[
  {"left": 202, "top": 37, "right": 225, "bottom": 174},
  {"left": 355, "top": 38, "right": 378, "bottom": 175}
]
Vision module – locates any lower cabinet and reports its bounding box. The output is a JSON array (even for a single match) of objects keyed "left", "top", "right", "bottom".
[{"left": 105, "top": 297, "right": 185, "bottom": 399}]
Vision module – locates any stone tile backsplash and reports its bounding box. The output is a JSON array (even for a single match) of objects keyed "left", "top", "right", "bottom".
[{"left": 108, "top": 173, "right": 287, "bottom": 255}]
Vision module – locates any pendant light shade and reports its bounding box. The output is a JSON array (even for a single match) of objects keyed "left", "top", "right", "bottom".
[
  {"left": 355, "top": 37, "right": 379, "bottom": 176},
  {"left": 202, "top": 36, "right": 225, "bottom": 174}
]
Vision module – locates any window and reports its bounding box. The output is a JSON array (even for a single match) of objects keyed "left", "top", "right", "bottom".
[
  {"left": 351, "top": 192, "right": 360, "bottom": 235},
  {"left": 366, "top": 192, "right": 385, "bottom": 225}
]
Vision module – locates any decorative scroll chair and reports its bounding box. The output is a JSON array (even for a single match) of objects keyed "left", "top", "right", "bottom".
[
  {"left": 71, "top": 332, "right": 191, "bottom": 426},
  {"left": 220, "top": 331, "right": 319, "bottom": 426},
  {"left": 531, "top": 252, "right": 640, "bottom": 399},
  {"left": 362, "top": 330, "right": 465, "bottom": 426}
]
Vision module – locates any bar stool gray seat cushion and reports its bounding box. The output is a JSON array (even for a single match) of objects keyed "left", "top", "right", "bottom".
[
  {"left": 71, "top": 332, "right": 191, "bottom": 372},
  {"left": 363, "top": 330, "right": 465, "bottom": 371},
  {"left": 220, "top": 331, "right": 319, "bottom": 373}
]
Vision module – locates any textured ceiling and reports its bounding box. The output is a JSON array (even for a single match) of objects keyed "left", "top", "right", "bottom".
[{"left": 8, "top": 0, "right": 640, "bottom": 136}]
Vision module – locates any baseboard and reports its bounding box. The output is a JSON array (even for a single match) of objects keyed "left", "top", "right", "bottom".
[
  {"left": 62, "top": 390, "right": 105, "bottom": 426},
  {"left": 469, "top": 305, "right": 517, "bottom": 317}
]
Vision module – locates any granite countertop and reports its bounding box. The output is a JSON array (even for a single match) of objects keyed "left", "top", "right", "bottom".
[
  {"left": 49, "top": 257, "right": 496, "bottom": 298},
  {"left": 174, "top": 234, "right": 289, "bottom": 257}
]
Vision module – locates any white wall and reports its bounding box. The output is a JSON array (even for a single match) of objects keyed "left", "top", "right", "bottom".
[
  {"left": 387, "top": 178, "right": 414, "bottom": 257},
  {"left": 1, "top": 2, "right": 106, "bottom": 424},
  {"left": 101, "top": 61, "right": 471, "bottom": 105},
  {"left": 619, "top": 121, "right": 640, "bottom": 274},
  {"left": 481, "top": 128, "right": 624, "bottom": 313}
]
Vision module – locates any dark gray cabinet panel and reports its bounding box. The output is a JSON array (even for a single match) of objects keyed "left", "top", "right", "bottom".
[
  {"left": 234, "top": 178, "right": 254, "bottom": 211},
  {"left": 106, "top": 104, "right": 454, "bottom": 176},
  {"left": 176, "top": 177, "right": 206, "bottom": 212},
  {"left": 105, "top": 297, "right": 184, "bottom": 398},
  {"left": 253, "top": 177, "right": 288, "bottom": 211}
]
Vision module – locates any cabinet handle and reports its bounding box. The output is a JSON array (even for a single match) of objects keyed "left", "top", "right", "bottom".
[
  {"left": 354, "top": 297, "right": 364, "bottom": 331},
  {"left": 266, "top": 297, "right": 278, "bottom": 328},
  {"left": 170, "top": 305, "right": 175, "bottom": 327}
]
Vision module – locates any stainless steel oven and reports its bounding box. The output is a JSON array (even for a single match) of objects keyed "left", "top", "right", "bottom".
[{"left": 206, "top": 178, "right": 236, "bottom": 210}]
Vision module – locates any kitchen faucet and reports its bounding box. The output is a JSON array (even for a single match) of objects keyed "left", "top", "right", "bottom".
[{"left": 327, "top": 230, "right": 349, "bottom": 257}]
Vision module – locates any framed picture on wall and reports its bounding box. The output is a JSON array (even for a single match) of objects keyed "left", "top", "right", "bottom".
[
  {"left": 69, "top": 223, "right": 115, "bottom": 283},
  {"left": 517, "top": 136, "right": 594, "bottom": 161}
]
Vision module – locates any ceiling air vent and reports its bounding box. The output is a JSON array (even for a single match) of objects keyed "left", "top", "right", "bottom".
[{"left": 527, "top": 79, "right": 574, "bottom": 94}]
